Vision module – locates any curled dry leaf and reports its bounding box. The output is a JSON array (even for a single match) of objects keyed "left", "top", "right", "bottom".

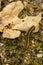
[
  {"left": 2, "top": 29, "right": 21, "bottom": 39},
  {"left": 12, "top": 13, "right": 42, "bottom": 32}
]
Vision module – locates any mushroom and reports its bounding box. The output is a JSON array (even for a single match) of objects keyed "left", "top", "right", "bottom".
[
  {"left": 2, "top": 28, "right": 21, "bottom": 39},
  {"left": 0, "top": 1, "right": 24, "bottom": 17},
  {"left": 12, "top": 13, "right": 42, "bottom": 33},
  {"left": 12, "top": 21, "right": 32, "bottom": 32},
  {"left": 0, "top": 1, "right": 24, "bottom": 26},
  {"left": 1, "top": 16, "right": 22, "bottom": 26},
  {"left": 0, "top": 2, "right": 16, "bottom": 17},
  {"left": 0, "top": 1, "right": 42, "bottom": 39},
  {"left": 0, "top": 24, "right": 4, "bottom": 32}
]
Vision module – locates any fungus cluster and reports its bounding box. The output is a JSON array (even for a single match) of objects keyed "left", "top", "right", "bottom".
[{"left": 0, "top": 1, "right": 42, "bottom": 39}]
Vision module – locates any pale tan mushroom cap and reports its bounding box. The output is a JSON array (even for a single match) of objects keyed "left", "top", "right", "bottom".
[
  {"left": 1, "top": 16, "right": 22, "bottom": 26},
  {"left": 0, "top": 1, "right": 42, "bottom": 39},
  {"left": 12, "top": 13, "right": 41, "bottom": 32},
  {"left": 3, "top": 29, "right": 21, "bottom": 39},
  {"left": 0, "top": 1, "right": 24, "bottom": 17},
  {"left": 12, "top": 20, "right": 33, "bottom": 32},
  {"left": 0, "top": 1, "right": 24, "bottom": 26},
  {"left": 0, "top": 24, "right": 4, "bottom": 32}
]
